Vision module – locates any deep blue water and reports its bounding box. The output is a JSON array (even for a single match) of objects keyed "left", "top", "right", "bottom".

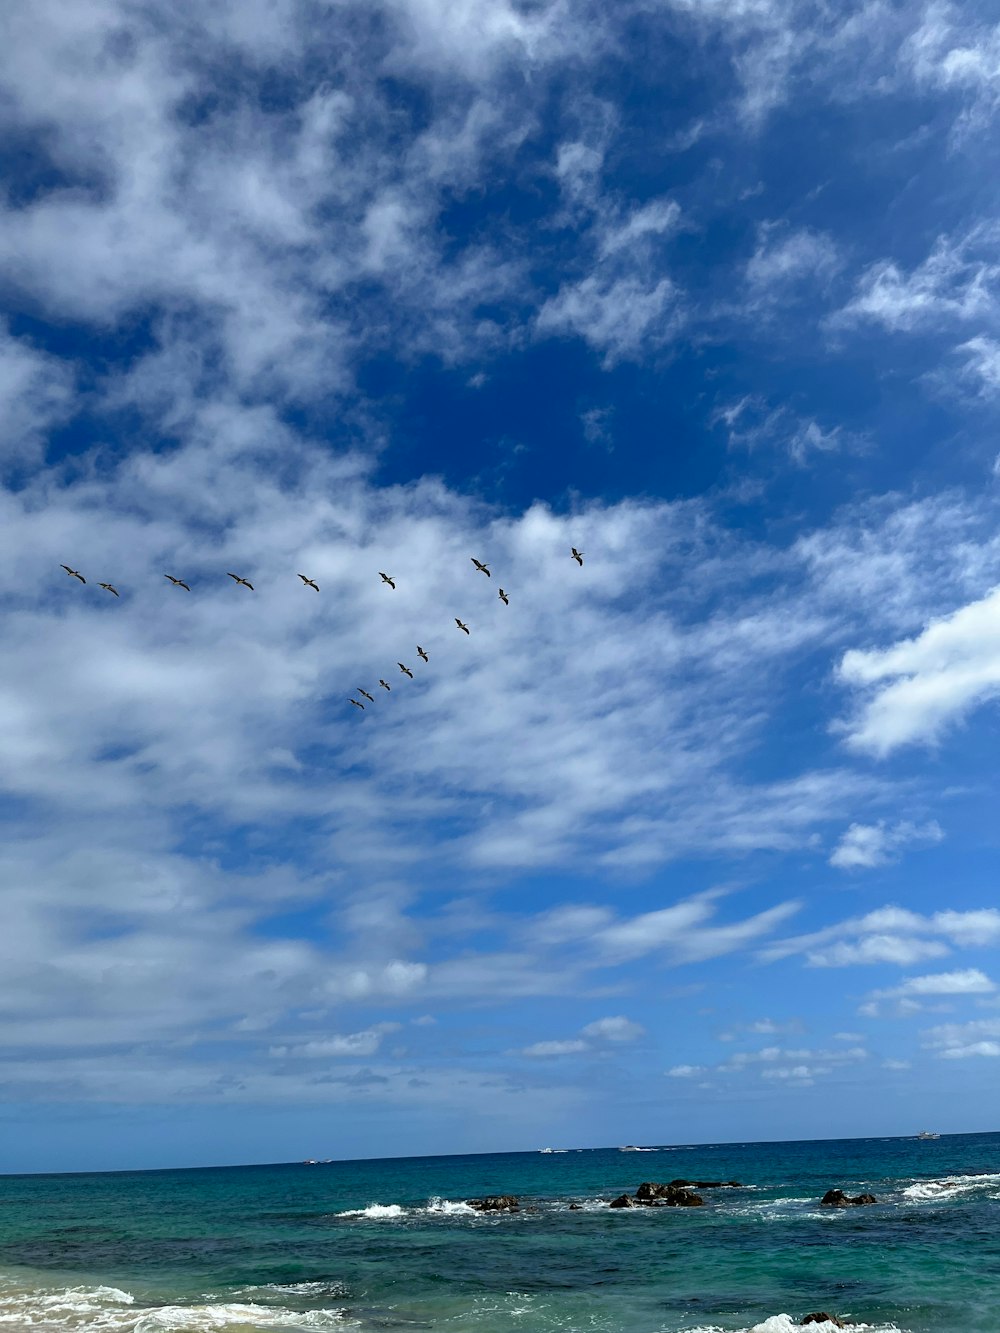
[{"left": 1, "top": 1133, "right": 998, "bottom": 1332}]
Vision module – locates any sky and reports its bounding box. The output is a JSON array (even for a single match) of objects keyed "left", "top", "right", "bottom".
[{"left": 2, "top": 0, "right": 1000, "bottom": 1174}]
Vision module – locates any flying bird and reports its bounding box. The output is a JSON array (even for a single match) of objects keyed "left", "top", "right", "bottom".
[
  {"left": 498, "top": 588, "right": 509, "bottom": 605},
  {"left": 379, "top": 679, "right": 391, "bottom": 691},
  {"left": 571, "top": 548, "right": 584, "bottom": 566},
  {"left": 98, "top": 582, "right": 120, "bottom": 597},
  {"left": 165, "top": 575, "right": 190, "bottom": 590},
  {"left": 350, "top": 698, "right": 365, "bottom": 711},
  {"left": 60, "top": 565, "right": 86, "bottom": 584},
  {"left": 471, "top": 558, "right": 490, "bottom": 577},
  {"left": 398, "top": 662, "right": 413, "bottom": 678},
  {"left": 298, "top": 574, "right": 319, "bottom": 590},
  {"left": 379, "top": 572, "right": 396, "bottom": 589},
  {"left": 417, "top": 646, "right": 429, "bottom": 662},
  {"left": 227, "top": 573, "right": 254, "bottom": 590},
  {"left": 455, "top": 618, "right": 470, "bottom": 635},
  {"left": 358, "top": 688, "right": 374, "bottom": 703}
]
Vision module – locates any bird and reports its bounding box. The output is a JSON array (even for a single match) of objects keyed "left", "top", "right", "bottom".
[
  {"left": 358, "top": 688, "right": 374, "bottom": 703},
  {"left": 571, "top": 548, "right": 584, "bottom": 566},
  {"left": 350, "top": 698, "right": 365, "bottom": 710},
  {"left": 165, "top": 575, "right": 190, "bottom": 590},
  {"left": 98, "top": 582, "right": 119, "bottom": 597},
  {"left": 498, "top": 588, "right": 509, "bottom": 605},
  {"left": 298, "top": 574, "right": 319, "bottom": 590},
  {"left": 379, "top": 679, "right": 391, "bottom": 691},
  {"left": 398, "top": 662, "right": 413, "bottom": 678},
  {"left": 227, "top": 573, "right": 254, "bottom": 590},
  {"left": 60, "top": 565, "right": 85, "bottom": 584},
  {"left": 379, "top": 572, "right": 396, "bottom": 589},
  {"left": 471, "top": 558, "right": 490, "bottom": 577},
  {"left": 455, "top": 618, "right": 470, "bottom": 634},
  {"left": 417, "top": 646, "right": 429, "bottom": 663}
]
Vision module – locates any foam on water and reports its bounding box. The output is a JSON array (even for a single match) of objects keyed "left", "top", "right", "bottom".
[
  {"left": 336, "top": 1203, "right": 405, "bottom": 1219},
  {"left": 686, "top": 1316, "right": 906, "bottom": 1333},
  {"left": 901, "top": 1172, "right": 1000, "bottom": 1201},
  {"left": 423, "top": 1196, "right": 477, "bottom": 1215},
  {"left": 0, "top": 1279, "right": 350, "bottom": 1331}
]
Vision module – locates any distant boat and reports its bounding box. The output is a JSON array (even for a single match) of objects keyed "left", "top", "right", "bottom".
[
  {"left": 538, "top": 1147, "right": 555, "bottom": 1153},
  {"left": 916, "top": 1131, "right": 940, "bottom": 1140}
]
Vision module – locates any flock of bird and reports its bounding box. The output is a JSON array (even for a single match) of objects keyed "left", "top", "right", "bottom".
[{"left": 59, "top": 549, "right": 586, "bottom": 715}]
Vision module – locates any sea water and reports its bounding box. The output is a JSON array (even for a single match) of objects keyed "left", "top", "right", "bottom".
[{"left": 1, "top": 1133, "right": 998, "bottom": 1332}]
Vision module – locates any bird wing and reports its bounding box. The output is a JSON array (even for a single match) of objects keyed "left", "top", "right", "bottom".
[
  {"left": 61, "top": 565, "right": 73, "bottom": 574},
  {"left": 180, "top": 581, "right": 190, "bottom": 590},
  {"left": 245, "top": 581, "right": 254, "bottom": 590}
]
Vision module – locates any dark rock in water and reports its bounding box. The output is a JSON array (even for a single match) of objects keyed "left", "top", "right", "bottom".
[
  {"left": 468, "top": 1195, "right": 519, "bottom": 1212},
  {"left": 609, "top": 1194, "right": 634, "bottom": 1208},
  {"left": 668, "top": 1179, "right": 694, "bottom": 1189},
  {"left": 668, "top": 1178, "right": 744, "bottom": 1189},
  {"left": 632, "top": 1181, "right": 704, "bottom": 1207},
  {"left": 568, "top": 1203, "right": 583, "bottom": 1210},
  {"left": 820, "top": 1189, "right": 876, "bottom": 1208},
  {"left": 801, "top": 1315, "right": 845, "bottom": 1328}
]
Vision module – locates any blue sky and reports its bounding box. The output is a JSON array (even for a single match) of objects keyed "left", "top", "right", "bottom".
[{"left": 2, "top": 0, "right": 1000, "bottom": 1174}]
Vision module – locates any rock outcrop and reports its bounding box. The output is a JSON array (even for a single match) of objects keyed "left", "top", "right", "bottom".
[
  {"left": 619, "top": 1182, "right": 704, "bottom": 1207},
  {"left": 609, "top": 1193, "right": 634, "bottom": 1208},
  {"left": 668, "top": 1178, "right": 743, "bottom": 1189},
  {"left": 820, "top": 1189, "right": 876, "bottom": 1208},
  {"left": 467, "top": 1194, "right": 519, "bottom": 1212},
  {"left": 801, "top": 1315, "right": 846, "bottom": 1328}
]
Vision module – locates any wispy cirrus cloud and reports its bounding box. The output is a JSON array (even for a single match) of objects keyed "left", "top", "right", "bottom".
[{"left": 829, "top": 819, "right": 943, "bottom": 869}]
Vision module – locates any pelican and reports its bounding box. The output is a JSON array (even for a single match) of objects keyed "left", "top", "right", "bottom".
[
  {"left": 98, "top": 582, "right": 120, "bottom": 597},
  {"left": 298, "top": 574, "right": 319, "bottom": 591},
  {"left": 398, "top": 662, "right": 413, "bottom": 678},
  {"left": 571, "top": 548, "right": 584, "bottom": 566},
  {"left": 227, "top": 573, "right": 254, "bottom": 590},
  {"left": 498, "top": 588, "right": 509, "bottom": 605},
  {"left": 379, "top": 679, "right": 391, "bottom": 691},
  {"left": 60, "top": 565, "right": 86, "bottom": 584},
  {"left": 350, "top": 698, "right": 365, "bottom": 710},
  {"left": 379, "top": 572, "right": 396, "bottom": 589},
  {"left": 358, "top": 688, "right": 374, "bottom": 703},
  {"left": 165, "top": 575, "right": 191, "bottom": 590},
  {"left": 471, "top": 558, "right": 490, "bottom": 577},
  {"left": 417, "top": 646, "right": 429, "bottom": 662},
  {"left": 455, "top": 618, "right": 470, "bottom": 634}
]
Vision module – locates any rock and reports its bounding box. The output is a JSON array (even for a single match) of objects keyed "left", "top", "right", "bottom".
[
  {"left": 668, "top": 1178, "right": 744, "bottom": 1189},
  {"left": 468, "top": 1195, "right": 519, "bottom": 1212},
  {"left": 609, "top": 1193, "right": 634, "bottom": 1208},
  {"left": 568, "top": 1203, "right": 582, "bottom": 1210},
  {"left": 820, "top": 1189, "right": 876, "bottom": 1208},
  {"left": 636, "top": 1181, "right": 665, "bottom": 1199},
  {"left": 668, "top": 1178, "right": 694, "bottom": 1188},
  {"left": 633, "top": 1182, "right": 704, "bottom": 1207},
  {"left": 801, "top": 1315, "right": 845, "bottom": 1328}
]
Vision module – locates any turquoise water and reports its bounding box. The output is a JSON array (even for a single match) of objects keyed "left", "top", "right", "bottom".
[{"left": 1, "top": 1134, "right": 998, "bottom": 1332}]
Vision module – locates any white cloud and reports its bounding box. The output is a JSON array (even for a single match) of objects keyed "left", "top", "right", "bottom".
[
  {"left": 838, "top": 586, "right": 1000, "bottom": 755},
  {"left": 667, "top": 1064, "right": 705, "bottom": 1078},
  {"left": 860, "top": 968, "right": 995, "bottom": 1016},
  {"left": 763, "top": 906, "right": 1000, "bottom": 969},
  {"left": 745, "top": 226, "right": 840, "bottom": 298},
  {"left": 271, "top": 1024, "right": 401, "bottom": 1059},
  {"left": 829, "top": 820, "right": 943, "bottom": 869},
  {"left": 922, "top": 1016, "right": 1000, "bottom": 1059},
  {"left": 522, "top": 1039, "right": 588, "bottom": 1057},
  {"left": 581, "top": 1015, "right": 644, "bottom": 1042},
  {"left": 714, "top": 396, "right": 862, "bottom": 464}
]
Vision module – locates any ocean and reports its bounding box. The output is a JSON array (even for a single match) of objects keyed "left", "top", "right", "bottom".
[{"left": 0, "top": 1133, "right": 997, "bottom": 1333}]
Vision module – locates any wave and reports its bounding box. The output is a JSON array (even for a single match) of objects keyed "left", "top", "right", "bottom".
[
  {"left": 901, "top": 1171, "right": 1000, "bottom": 1201},
  {"left": 0, "top": 1280, "right": 350, "bottom": 1331},
  {"left": 336, "top": 1203, "right": 405, "bottom": 1219},
  {"left": 424, "top": 1196, "right": 477, "bottom": 1215},
  {"left": 685, "top": 1315, "right": 905, "bottom": 1333}
]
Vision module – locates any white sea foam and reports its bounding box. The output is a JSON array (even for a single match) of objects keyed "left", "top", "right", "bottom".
[
  {"left": 0, "top": 1281, "right": 350, "bottom": 1331},
  {"left": 902, "top": 1171, "right": 1000, "bottom": 1201},
  {"left": 337, "top": 1202, "right": 405, "bottom": 1219},
  {"left": 424, "top": 1196, "right": 477, "bottom": 1215},
  {"left": 685, "top": 1315, "right": 906, "bottom": 1333}
]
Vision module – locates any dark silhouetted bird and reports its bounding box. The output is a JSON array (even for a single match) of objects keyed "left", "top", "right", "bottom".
[
  {"left": 571, "top": 548, "right": 584, "bottom": 566},
  {"left": 227, "top": 573, "right": 253, "bottom": 590},
  {"left": 165, "top": 575, "right": 190, "bottom": 590},
  {"left": 398, "top": 662, "right": 413, "bottom": 678},
  {"left": 498, "top": 588, "right": 509, "bottom": 605},
  {"left": 298, "top": 574, "right": 319, "bottom": 590},
  {"left": 358, "top": 688, "right": 374, "bottom": 703},
  {"left": 379, "top": 679, "right": 391, "bottom": 691},
  {"left": 350, "top": 698, "right": 365, "bottom": 710},
  {"left": 417, "top": 646, "right": 429, "bottom": 662},
  {"left": 61, "top": 565, "right": 85, "bottom": 584},
  {"left": 98, "top": 583, "right": 119, "bottom": 597},
  {"left": 455, "top": 618, "right": 470, "bottom": 634},
  {"left": 471, "top": 558, "right": 490, "bottom": 577},
  {"left": 379, "top": 572, "right": 396, "bottom": 589}
]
